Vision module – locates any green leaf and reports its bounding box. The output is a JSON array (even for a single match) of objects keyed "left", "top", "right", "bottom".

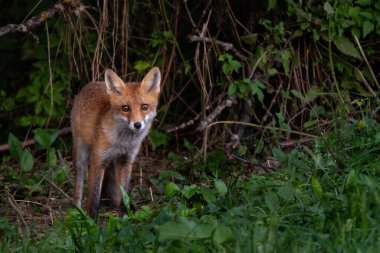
[
  {"left": 214, "top": 179, "right": 228, "bottom": 197},
  {"left": 182, "top": 184, "right": 198, "bottom": 199},
  {"left": 164, "top": 182, "right": 179, "bottom": 197},
  {"left": 277, "top": 185, "right": 295, "bottom": 200},
  {"left": 237, "top": 80, "right": 248, "bottom": 94},
  {"left": 200, "top": 189, "right": 217, "bottom": 203},
  {"left": 55, "top": 165, "right": 68, "bottom": 186},
  {"left": 218, "top": 53, "right": 229, "bottom": 62},
  {"left": 8, "top": 133, "right": 23, "bottom": 161},
  {"left": 158, "top": 219, "right": 215, "bottom": 241},
  {"left": 240, "top": 34, "right": 258, "bottom": 45},
  {"left": 149, "top": 129, "right": 169, "bottom": 149},
  {"left": 184, "top": 138, "right": 197, "bottom": 154},
  {"left": 120, "top": 186, "right": 131, "bottom": 216},
  {"left": 323, "top": 2, "right": 334, "bottom": 15},
  {"left": 267, "top": 67, "right": 278, "bottom": 76},
  {"left": 303, "top": 120, "right": 317, "bottom": 129},
  {"left": 47, "top": 148, "right": 57, "bottom": 166},
  {"left": 213, "top": 225, "right": 233, "bottom": 245},
  {"left": 20, "top": 149, "right": 34, "bottom": 172},
  {"left": 304, "top": 86, "right": 321, "bottom": 103},
  {"left": 237, "top": 145, "right": 247, "bottom": 156},
  {"left": 134, "top": 60, "right": 151, "bottom": 74},
  {"left": 356, "top": 0, "right": 371, "bottom": 6},
  {"left": 311, "top": 176, "right": 323, "bottom": 200},
  {"left": 133, "top": 205, "right": 153, "bottom": 221},
  {"left": 265, "top": 192, "right": 279, "bottom": 211},
  {"left": 229, "top": 59, "right": 242, "bottom": 73},
  {"left": 250, "top": 80, "right": 265, "bottom": 103},
  {"left": 345, "top": 170, "right": 358, "bottom": 187},
  {"left": 333, "top": 37, "right": 362, "bottom": 60},
  {"left": 33, "top": 128, "right": 59, "bottom": 149},
  {"left": 281, "top": 50, "right": 291, "bottom": 75},
  {"left": 206, "top": 150, "right": 226, "bottom": 168},
  {"left": 272, "top": 147, "right": 287, "bottom": 163},
  {"left": 360, "top": 11, "right": 372, "bottom": 19},
  {"left": 363, "top": 21, "right": 374, "bottom": 38},
  {"left": 228, "top": 83, "right": 237, "bottom": 96}
]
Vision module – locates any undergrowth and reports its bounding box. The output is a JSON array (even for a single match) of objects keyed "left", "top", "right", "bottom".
[
  {"left": 1, "top": 1, "right": 380, "bottom": 252},
  {"left": 1, "top": 119, "right": 379, "bottom": 252}
]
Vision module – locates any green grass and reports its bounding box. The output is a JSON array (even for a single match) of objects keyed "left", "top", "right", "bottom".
[{"left": 1, "top": 119, "right": 380, "bottom": 252}]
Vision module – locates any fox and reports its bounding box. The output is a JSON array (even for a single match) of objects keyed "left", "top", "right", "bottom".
[{"left": 71, "top": 67, "right": 161, "bottom": 218}]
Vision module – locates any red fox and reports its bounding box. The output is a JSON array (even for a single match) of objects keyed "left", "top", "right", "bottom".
[{"left": 71, "top": 67, "right": 161, "bottom": 218}]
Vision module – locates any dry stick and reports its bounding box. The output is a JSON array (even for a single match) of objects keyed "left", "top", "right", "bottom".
[
  {"left": 262, "top": 81, "right": 282, "bottom": 123},
  {"left": 355, "top": 68, "right": 380, "bottom": 103},
  {"left": 0, "top": 126, "right": 71, "bottom": 152},
  {"left": 165, "top": 103, "right": 213, "bottom": 133},
  {"left": 194, "top": 0, "right": 213, "bottom": 32},
  {"left": 183, "top": 0, "right": 197, "bottom": 29},
  {"left": 166, "top": 113, "right": 202, "bottom": 133},
  {"left": 45, "top": 177, "right": 72, "bottom": 202},
  {"left": 197, "top": 96, "right": 237, "bottom": 132},
  {"left": 188, "top": 35, "right": 248, "bottom": 62},
  {"left": 14, "top": 199, "right": 54, "bottom": 225},
  {"left": 0, "top": 0, "right": 82, "bottom": 39},
  {"left": 7, "top": 193, "right": 28, "bottom": 238},
  {"left": 203, "top": 121, "right": 318, "bottom": 161},
  {"left": 229, "top": 154, "right": 273, "bottom": 173},
  {"left": 194, "top": 11, "right": 212, "bottom": 113},
  {"left": 353, "top": 35, "right": 380, "bottom": 89}
]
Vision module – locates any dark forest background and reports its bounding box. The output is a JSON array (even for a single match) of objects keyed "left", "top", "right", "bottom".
[{"left": 0, "top": 0, "right": 380, "bottom": 251}]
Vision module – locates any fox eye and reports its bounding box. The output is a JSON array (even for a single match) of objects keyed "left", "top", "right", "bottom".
[
  {"left": 141, "top": 104, "right": 149, "bottom": 110},
  {"left": 121, "top": 105, "right": 130, "bottom": 112}
]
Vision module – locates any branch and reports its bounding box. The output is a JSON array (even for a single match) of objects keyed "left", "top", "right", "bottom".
[
  {"left": 0, "top": 127, "right": 71, "bottom": 152},
  {"left": 197, "top": 96, "right": 237, "bottom": 132},
  {"left": 188, "top": 35, "right": 248, "bottom": 62},
  {"left": 0, "top": 0, "right": 82, "bottom": 39},
  {"left": 229, "top": 154, "right": 276, "bottom": 173},
  {"left": 166, "top": 113, "right": 202, "bottom": 133}
]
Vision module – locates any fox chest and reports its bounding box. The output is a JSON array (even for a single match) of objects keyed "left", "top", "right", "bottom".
[{"left": 99, "top": 127, "right": 147, "bottom": 163}]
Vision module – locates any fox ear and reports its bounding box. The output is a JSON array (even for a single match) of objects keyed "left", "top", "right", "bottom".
[
  {"left": 105, "top": 69, "right": 125, "bottom": 95},
  {"left": 140, "top": 67, "right": 161, "bottom": 94}
]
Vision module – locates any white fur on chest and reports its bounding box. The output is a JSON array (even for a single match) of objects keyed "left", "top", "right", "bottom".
[{"left": 101, "top": 123, "right": 150, "bottom": 163}]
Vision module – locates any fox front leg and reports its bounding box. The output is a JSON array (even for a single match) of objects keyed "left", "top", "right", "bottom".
[
  {"left": 73, "top": 136, "right": 90, "bottom": 207},
  {"left": 110, "top": 158, "right": 133, "bottom": 207},
  {"left": 116, "top": 161, "right": 133, "bottom": 216},
  {"left": 86, "top": 157, "right": 106, "bottom": 219}
]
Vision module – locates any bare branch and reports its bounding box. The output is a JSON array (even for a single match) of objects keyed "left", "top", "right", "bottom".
[
  {"left": 188, "top": 35, "right": 248, "bottom": 62},
  {"left": 0, "top": 127, "right": 71, "bottom": 152},
  {"left": 197, "top": 96, "right": 237, "bottom": 132},
  {"left": 0, "top": 0, "right": 83, "bottom": 39}
]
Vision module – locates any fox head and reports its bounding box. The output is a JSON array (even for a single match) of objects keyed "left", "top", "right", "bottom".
[{"left": 105, "top": 67, "right": 161, "bottom": 132}]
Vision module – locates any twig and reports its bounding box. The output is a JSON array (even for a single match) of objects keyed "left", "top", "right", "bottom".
[
  {"left": 0, "top": 126, "right": 71, "bottom": 152},
  {"left": 166, "top": 104, "right": 212, "bottom": 133},
  {"left": 353, "top": 35, "right": 380, "bottom": 89},
  {"left": 166, "top": 114, "right": 202, "bottom": 133},
  {"left": 229, "top": 154, "right": 273, "bottom": 173},
  {"left": 203, "top": 120, "right": 318, "bottom": 161},
  {"left": 194, "top": 0, "right": 213, "bottom": 32},
  {"left": 262, "top": 81, "right": 283, "bottom": 123},
  {"left": 7, "top": 192, "right": 28, "bottom": 238},
  {"left": 188, "top": 35, "right": 248, "bottom": 62},
  {"left": 45, "top": 177, "right": 72, "bottom": 202},
  {"left": 226, "top": 99, "right": 251, "bottom": 152},
  {"left": 0, "top": 0, "right": 83, "bottom": 39},
  {"left": 355, "top": 68, "right": 380, "bottom": 104},
  {"left": 183, "top": 0, "right": 196, "bottom": 29},
  {"left": 197, "top": 96, "right": 237, "bottom": 132}
]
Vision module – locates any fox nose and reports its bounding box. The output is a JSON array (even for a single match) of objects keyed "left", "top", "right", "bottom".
[{"left": 134, "top": 122, "right": 142, "bottom": 129}]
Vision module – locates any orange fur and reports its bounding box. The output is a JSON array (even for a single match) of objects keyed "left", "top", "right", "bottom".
[{"left": 71, "top": 67, "right": 161, "bottom": 218}]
